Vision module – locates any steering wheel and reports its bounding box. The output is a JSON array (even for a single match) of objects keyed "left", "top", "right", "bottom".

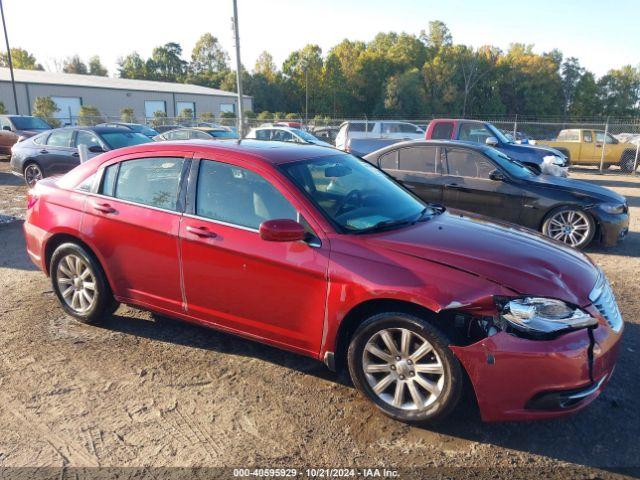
[{"left": 335, "top": 189, "right": 362, "bottom": 217}]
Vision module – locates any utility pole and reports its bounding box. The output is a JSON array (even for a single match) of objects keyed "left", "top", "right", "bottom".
[
  {"left": 305, "top": 64, "right": 308, "bottom": 126},
  {"left": 231, "top": 0, "right": 244, "bottom": 138},
  {"left": 0, "top": 0, "right": 19, "bottom": 114}
]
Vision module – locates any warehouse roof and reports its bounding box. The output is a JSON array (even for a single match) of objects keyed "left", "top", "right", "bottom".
[{"left": 0, "top": 68, "right": 249, "bottom": 98}]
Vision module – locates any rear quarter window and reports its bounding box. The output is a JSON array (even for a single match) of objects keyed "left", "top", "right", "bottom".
[{"left": 431, "top": 123, "right": 454, "bottom": 139}]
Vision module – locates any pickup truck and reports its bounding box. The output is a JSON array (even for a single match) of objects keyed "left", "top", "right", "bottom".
[
  {"left": 537, "top": 129, "right": 639, "bottom": 172},
  {"left": 424, "top": 119, "right": 568, "bottom": 176}
]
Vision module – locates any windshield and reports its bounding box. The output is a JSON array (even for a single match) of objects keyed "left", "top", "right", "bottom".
[
  {"left": 291, "top": 129, "right": 320, "bottom": 143},
  {"left": 100, "top": 131, "right": 152, "bottom": 149},
  {"left": 280, "top": 153, "right": 439, "bottom": 233},
  {"left": 485, "top": 123, "right": 512, "bottom": 144},
  {"left": 11, "top": 116, "right": 51, "bottom": 130},
  {"left": 485, "top": 149, "right": 536, "bottom": 179},
  {"left": 128, "top": 124, "right": 158, "bottom": 137},
  {"left": 206, "top": 130, "right": 239, "bottom": 139}
]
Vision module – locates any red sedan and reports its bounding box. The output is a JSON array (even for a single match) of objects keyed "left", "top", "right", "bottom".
[{"left": 23, "top": 140, "right": 623, "bottom": 423}]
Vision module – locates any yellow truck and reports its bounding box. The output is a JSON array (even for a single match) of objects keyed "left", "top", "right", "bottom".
[{"left": 538, "top": 129, "right": 638, "bottom": 172}]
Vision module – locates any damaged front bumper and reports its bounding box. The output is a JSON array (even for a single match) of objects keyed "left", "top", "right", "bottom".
[{"left": 450, "top": 306, "right": 622, "bottom": 422}]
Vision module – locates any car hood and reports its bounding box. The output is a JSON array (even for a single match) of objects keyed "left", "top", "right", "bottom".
[
  {"left": 527, "top": 174, "right": 626, "bottom": 203},
  {"left": 507, "top": 142, "right": 564, "bottom": 157},
  {"left": 365, "top": 211, "right": 599, "bottom": 307}
]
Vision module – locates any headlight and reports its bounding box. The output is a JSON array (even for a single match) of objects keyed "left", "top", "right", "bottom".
[
  {"left": 496, "top": 297, "right": 597, "bottom": 337},
  {"left": 600, "top": 203, "right": 626, "bottom": 215}
]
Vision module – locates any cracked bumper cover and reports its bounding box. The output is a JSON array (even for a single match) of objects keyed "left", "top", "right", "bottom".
[{"left": 450, "top": 306, "right": 622, "bottom": 422}]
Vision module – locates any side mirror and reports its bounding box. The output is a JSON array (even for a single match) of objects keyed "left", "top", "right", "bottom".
[
  {"left": 489, "top": 169, "right": 505, "bottom": 181},
  {"left": 485, "top": 136, "right": 499, "bottom": 147},
  {"left": 2, "top": 125, "right": 11, "bottom": 131},
  {"left": 88, "top": 145, "right": 105, "bottom": 153},
  {"left": 259, "top": 219, "right": 306, "bottom": 242}
]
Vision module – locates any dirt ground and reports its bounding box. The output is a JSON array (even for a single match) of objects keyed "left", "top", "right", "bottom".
[{"left": 0, "top": 161, "right": 639, "bottom": 479}]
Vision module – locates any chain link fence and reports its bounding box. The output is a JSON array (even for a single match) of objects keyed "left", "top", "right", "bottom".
[{"left": 54, "top": 113, "right": 640, "bottom": 174}]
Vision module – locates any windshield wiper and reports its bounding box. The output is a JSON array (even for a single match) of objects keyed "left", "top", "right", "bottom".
[{"left": 354, "top": 206, "right": 444, "bottom": 235}]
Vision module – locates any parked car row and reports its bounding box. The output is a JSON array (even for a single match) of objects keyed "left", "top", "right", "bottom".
[
  {"left": 364, "top": 140, "right": 628, "bottom": 249},
  {"left": 24, "top": 140, "right": 624, "bottom": 426}
]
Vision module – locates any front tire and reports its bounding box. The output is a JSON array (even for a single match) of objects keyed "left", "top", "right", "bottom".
[
  {"left": 542, "top": 206, "right": 595, "bottom": 249},
  {"left": 347, "top": 312, "right": 463, "bottom": 424},
  {"left": 50, "top": 243, "right": 116, "bottom": 324}
]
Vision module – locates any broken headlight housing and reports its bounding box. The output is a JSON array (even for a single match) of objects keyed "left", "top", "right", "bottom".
[{"left": 495, "top": 297, "right": 597, "bottom": 338}]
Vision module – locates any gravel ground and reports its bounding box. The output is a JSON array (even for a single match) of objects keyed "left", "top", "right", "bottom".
[{"left": 0, "top": 161, "right": 639, "bottom": 479}]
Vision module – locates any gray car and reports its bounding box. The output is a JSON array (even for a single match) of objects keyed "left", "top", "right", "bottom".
[{"left": 10, "top": 126, "right": 151, "bottom": 187}]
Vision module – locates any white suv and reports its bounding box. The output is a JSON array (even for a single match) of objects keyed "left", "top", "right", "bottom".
[{"left": 335, "top": 121, "right": 424, "bottom": 150}]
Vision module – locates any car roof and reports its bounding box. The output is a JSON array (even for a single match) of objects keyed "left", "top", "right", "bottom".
[
  {"left": 363, "top": 139, "right": 497, "bottom": 158},
  {"left": 254, "top": 126, "right": 298, "bottom": 132},
  {"left": 95, "top": 139, "right": 339, "bottom": 166},
  {"left": 51, "top": 126, "right": 133, "bottom": 134}
]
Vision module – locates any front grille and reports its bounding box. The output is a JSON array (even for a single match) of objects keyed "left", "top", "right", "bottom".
[{"left": 589, "top": 272, "right": 623, "bottom": 332}]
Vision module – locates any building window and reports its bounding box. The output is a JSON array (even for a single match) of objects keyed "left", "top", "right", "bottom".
[
  {"left": 145, "top": 100, "right": 166, "bottom": 118},
  {"left": 176, "top": 101, "right": 195, "bottom": 118},
  {"left": 52, "top": 97, "right": 82, "bottom": 125},
  {"left": 220, "top": 103, "right": 236, "bottom": 114}
]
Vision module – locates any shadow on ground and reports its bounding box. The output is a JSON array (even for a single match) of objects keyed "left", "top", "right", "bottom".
[
  {"left": 0, "top": 221, "right": 36, "bottom": 271},
  {"left": 0, "top": 170, "right": 23, "bottom": 187},
  {"left": 96, "top": 304, "right": 639, "bottom": 476}
]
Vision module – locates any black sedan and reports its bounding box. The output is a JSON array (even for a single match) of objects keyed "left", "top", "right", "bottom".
[
  {"left": 364, "top": 140, "right": 629, "bottom": 249},
  {"left": 10, "top": 126, "right": 151, "bottom": 187}
]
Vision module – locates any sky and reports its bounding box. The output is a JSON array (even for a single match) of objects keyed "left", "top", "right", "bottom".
[{"left": 4, "top": 0, "right": 639, "bottom": 78}]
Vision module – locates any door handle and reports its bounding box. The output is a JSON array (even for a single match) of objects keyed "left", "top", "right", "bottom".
[
  {"left": 39, "top": 149, "right": 48, "bottom": 154},
  {"left": 186, "top": 225, "right": 217, "bottom": 238},
  {"left": 72, "top": 152, "right": 79, "bottom": 157},
  {"left": 91, "top": 201, "right": 116, "bottom": 213}
]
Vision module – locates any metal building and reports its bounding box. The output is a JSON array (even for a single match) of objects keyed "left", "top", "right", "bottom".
[{"left": 0, "top": 67, "right": 252, "bottom": 123}]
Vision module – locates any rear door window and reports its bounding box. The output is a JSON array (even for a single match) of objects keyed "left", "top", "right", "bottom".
[
  {"left": 46, "top": 129, "right": 74, "bottom": 147},
  {"left": 398, "top": 146, "right": 439, "bottom": 173},
  {"left": 100, "top": 157, "right": 185, "bottom": 211},
  {"left": 431, "top": 122, "right": 454, "bottom": 139}
]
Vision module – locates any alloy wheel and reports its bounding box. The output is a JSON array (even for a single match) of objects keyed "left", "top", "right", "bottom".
[
  {"left": 56, "top": 254, "right": 97, "bottom": 314},
  {"left": 362, "top": 327, "right": 445, "bottom": 411},
  {"left": 545, "top": 210, "right": 591, "bottom": 247},
  {"left": 24, "top": 164, "right": 43, "bottom": 187}
]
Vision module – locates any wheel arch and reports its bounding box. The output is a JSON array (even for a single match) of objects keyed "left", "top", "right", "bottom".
[
  {"left": 44, "top": 233, "right": 103, "bottom": 277},
  {"left": 332, "top": 298, "right": 449, "bottom": 372}
]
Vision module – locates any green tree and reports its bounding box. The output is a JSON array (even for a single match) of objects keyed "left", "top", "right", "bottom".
[
  {"left": 199, "top": 112, "right": 216, "bottom": 122},
  {"left": 118, "top": 52, "right": 148, "bottom": 79},
  {"left": 0, "top": 47, "right": 43, "bottom": 70},
  {"left": 0, "top": 101, "right": 6, "bottom": 114},
  {"left": 254, "top": 51, "right": 278, "bottom": 82},
  {"left": 257, "top": 111, "right": 273, "bottom": 121},
  {"left": 384, "top": 68, "right": 426, "bottom": 115},
  {"left": 570, "top": 72, "right": 602, "bottom": 117},
  {"left": 120, "top": 107, "right": 136, "bottom": 123},
  {"left": 420, "top": 21, "right": 452, "bottom": 54},
  {"left": 77, "top": 105, "right": 103, "bottom": 125},
  {"left": 190, "top": 33, "right": 229, "bottom": 74},
  {"left": 177, "top": 108, "right": 194, "bottom": 121},
  {"left": 32, "top": 97, "right": 60, "bottom": 127},
  {"left": 88, "top": 56, "right": 108, "bottom": 76},
  {"left": 150, "top": 110, "right": 168, "bottom": 127},
  {"left": 598, "top": 66, "right": 640, "bottom": 117},
  {"left": 560, "top": 57, "right": 584, "bottom": 117},
  {"left": 63, "top": 55, "right": 88, "bottom": 74},
  {"left": 147, "top": 42, "right": 187, "bottom": 82}
]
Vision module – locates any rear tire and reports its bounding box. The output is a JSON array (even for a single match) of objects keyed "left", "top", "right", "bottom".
[
  {"left": 23, "top": 162, "right": 44, "bottom": 187},
  {"left": 50, "top": 243, "right": 117, "bottom": 324},
  {"left": 620, "top": 151, "right": 637, "bottom": 173},
  {"left": 347, "top": 312, "right": 463, "bottom": 425}
]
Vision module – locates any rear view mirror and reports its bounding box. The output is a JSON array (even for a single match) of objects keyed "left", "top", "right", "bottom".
[
  {"left": 259, "top": 219, "right": 306, "bottom": 242},
  {"left": 485, "top": 136, "right": 499, "bottom": 147},
  {"left": 325, "top": 165, "right": 351, "bottom": 177},
  {"left": 489, "top": 169, "right": 505, "bottom": 181}
]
